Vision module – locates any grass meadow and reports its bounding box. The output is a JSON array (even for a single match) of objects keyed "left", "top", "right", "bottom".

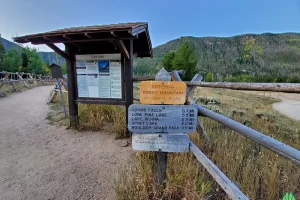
[{"left": 48, "top": 86, "right": 300, "bottom": 200}]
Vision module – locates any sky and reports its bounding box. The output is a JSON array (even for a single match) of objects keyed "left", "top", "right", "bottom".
[{"left": 1, "top": 0, "right": 300, "bottom": 52}]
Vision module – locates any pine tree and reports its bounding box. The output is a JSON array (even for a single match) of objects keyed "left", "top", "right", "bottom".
[
  {"left": 162, "top": 52, "right": 175, "bottom": 72},
  {"left": 172, "top": 42, "right": 197, "bottom": 80},
  {"left": 161, "top": 42, "right": 197, "bottom": 80}
]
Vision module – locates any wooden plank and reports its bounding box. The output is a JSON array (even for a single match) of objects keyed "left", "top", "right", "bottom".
[
  {"left": 132, "top": 133, "right": 190, "bottom": 152},
  {"left": 32, "top": 37, "right": 137, "bottom": 45},
  {"left": 0, "top": 73, "right": 10, "bottom": 88},
  {"left": 125, "top": 40, "right": 134, "bottom": 133},
  {"left": 46, "top": 43, "right": 72, "bottom": 61},
  {"left": 10, "top": 82, "right": 19, "bottom": 92},
  {"left": 111, "top": 31, "right": 118, "bottom": 37},
  {"left": 190, "top": 142, "right": 249, "bottom": 200},
  {"left": 17, "top": 72, "right": 29, "bottom": 88},
  {"left": 155, "top": 68, "right": 171, "bottom": 81},
  {"left": 115, "top": 40, "right": 129, "bottom": 59},
  {"left": 186, "top": 74, "right": 203, "bottom": 96},
  {"left": 60, "top": 78, "right": 68, "bottom": 91},
  {"left": 140, "top": 81, "right": 186, "bottom": 104},
  {"left": 128, "top": 104, "right": 197, "bottom": 133},
  {"left": 84, "top": 33, "right": 93, "bottom": 39},
  {"left": 75, "top": 99, "right": 126, "bottom": 105},
  {"left": 47, "top": 90, "right": 58, "bottom": 104},
  {"left": 28, "top": 73, "right": 37, "bottom": 85},
  {"left": 170, "top": 70, "right": 182, "bottom": 81}
]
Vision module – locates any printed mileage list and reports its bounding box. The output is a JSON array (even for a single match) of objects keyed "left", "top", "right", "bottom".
[
  {"left": 128, "top": 105, "right": 197, "bottom": 133},
  {"left": 140, "top": 81, "right": 186, "bottom": 104}
]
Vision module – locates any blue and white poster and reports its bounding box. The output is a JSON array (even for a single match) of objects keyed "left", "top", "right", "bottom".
[{"left": 75, "top": 54, "right": 122, "bottom": 99}]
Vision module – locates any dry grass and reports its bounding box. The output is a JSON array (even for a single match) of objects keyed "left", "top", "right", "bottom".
[
  {"left": 78, "top": 104, "right": 126, "bottom": 138},
  {"left": 115, "top": 87, "right": 300, "bottom": 200},
  {"left": 47, "top": 91, "right": 127, "bottom": 138},
  {"left": 0, "top": 81, "right": 41, "bottom": 96}
]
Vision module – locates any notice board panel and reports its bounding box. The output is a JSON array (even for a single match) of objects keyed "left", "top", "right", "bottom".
[{"left": 75, "top": 54, "right": 123, "bottom": 100}]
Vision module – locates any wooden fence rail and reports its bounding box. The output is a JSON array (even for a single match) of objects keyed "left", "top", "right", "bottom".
[
  {"left": 189, "top": 100, "right": 300, "bottom": 165},
  {"left": 133, "top": 76, "right": 300, "bottom": 93},
  {"left": 0, "top": 71, "right": 59, "bottom": 96},
  {"left": 190, "top": 142, "right": 249, "bottom": 200}
]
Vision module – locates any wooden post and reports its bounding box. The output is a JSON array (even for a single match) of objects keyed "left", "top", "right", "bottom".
[
  {"left": 125, "top": 40, "right": 134, "bottom": 134},
  {"left": 47, "top": 90, "right": 58, "bottom": 104},
  {"left": 29, "top": 73, "right": 37, "bottom": 85},
  {"left": 154, "top": 68, "right": 171, "bottom": 186},
  {"left": 65, "top": 44, "right": 78, "bottom": 126},
  {"left": 17, "top": 72, "right": 29, "bottom": 88},
  {"left": 0, "top": 73, "right": 10, "bottom": 89}
]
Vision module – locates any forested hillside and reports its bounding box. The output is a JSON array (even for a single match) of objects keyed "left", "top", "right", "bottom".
[
  {"left": 2, "top": 33, "right": 300, "bottom": 81},
  {"left": 135, "top": 33, "right": 300, "bottom": 81},
  {"left": 1, "top": 37, "right": 64, "bottom": 66},
  {"left": 1, "top": 37, "right": 23, "bottom": 52}
]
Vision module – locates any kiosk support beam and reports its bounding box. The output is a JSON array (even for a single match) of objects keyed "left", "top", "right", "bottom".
[
  {"left": 65, "top": 44, "right": 78, "bottom": 127},
  {"left": 125, "top": 40, "right": 134, "bottom": 135}
]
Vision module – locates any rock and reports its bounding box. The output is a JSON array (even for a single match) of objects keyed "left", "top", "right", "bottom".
[
  {"left": 255, "top": 113, "right": 264, "bottom": 118},
  {"left": 118, "top": 140, "right": 128, "bottom": 147},
  {"left": 0, "top": 92, "right": 5, "bottom": 98}
]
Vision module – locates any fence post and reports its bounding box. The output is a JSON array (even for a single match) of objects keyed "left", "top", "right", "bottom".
[{"left": 17, "top": 72, "right": 29, "bottom": 88}]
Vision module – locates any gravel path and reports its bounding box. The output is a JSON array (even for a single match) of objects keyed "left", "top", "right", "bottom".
[
  {"left": 243, "top": 91, "right": 300, "bottom": 121},
  {"left": 0, "top": 86, "right": 131, "bottom": 200},
  {"left": 272, "top": 92, "right": 300, "bottom": 121}
]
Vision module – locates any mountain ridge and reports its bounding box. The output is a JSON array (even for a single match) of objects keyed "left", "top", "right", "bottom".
[
  {"left": 134, "top": 32, "right": 300, "bottom": 80},
  {"left": 1, "top": 37, "right": 65, "bottom": 65},
  {"left": 2, "top": 32, "right": 300, "bottom": 80}
]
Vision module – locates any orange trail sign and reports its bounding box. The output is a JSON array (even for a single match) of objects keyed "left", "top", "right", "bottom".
[{"left": 140, "top": 81, "right": 186, "bottom": 104}]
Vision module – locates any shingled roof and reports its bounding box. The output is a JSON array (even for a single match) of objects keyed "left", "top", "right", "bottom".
[{"left": 14, "top": 22, "right": 153, "bottom": 58}]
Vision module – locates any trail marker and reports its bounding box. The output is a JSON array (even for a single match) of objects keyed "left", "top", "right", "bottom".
[
  {"left": 132, "top": 133, "right": 190, "bottom": 152},
  {"left": 140, "top": 81, "right": 186, "bottom": 104},
  {"left": 128, "top": 104, "right": 197, "bottom": 133}
]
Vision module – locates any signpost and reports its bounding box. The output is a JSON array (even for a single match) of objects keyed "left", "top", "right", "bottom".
[
  {"left": 128, "top": 105, "right": 197, "bottom": 133},
  {"left": 130, "top": 68, "right": 192, "bottom": 186},
  {"left": 132, "top": 133, "right": 190, "bottom": 152},
  {"left": 139, "top": 81, "right": 186, "bottom": 104}
]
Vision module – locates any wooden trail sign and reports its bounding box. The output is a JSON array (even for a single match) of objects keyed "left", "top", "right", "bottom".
[
  {"left": 128, "top": 104, "right": 197, "bottom": 133},
  {"left": 132, "top": 133, "right": 190, "bottom": 152},
  {"left": 140, "top": 81, "right": 186, "bottom": 104}
]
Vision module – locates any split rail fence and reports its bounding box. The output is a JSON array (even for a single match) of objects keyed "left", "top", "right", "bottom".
[
  {"left": 133, "top": 70, "right": 300, "bottom": 200},
  {"left": 0, "top": 71, "right": 63, "bottom": 96}
]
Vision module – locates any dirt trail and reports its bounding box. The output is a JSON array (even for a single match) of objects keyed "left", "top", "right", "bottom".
[
  {"left": 0, "top": 86, "right": 131, "bottom": 200},
  {"left": 244, "top": 91, "right": 300, "bottom": 121},
  {"left": 272, "top": 92, "right": 300, "bottom": 121}
]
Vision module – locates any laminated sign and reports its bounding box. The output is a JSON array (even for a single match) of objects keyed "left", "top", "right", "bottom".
[
  {"left": 128, "top": 104, "right": 197, "bottom": 133},
  {"left": 132, "top": 133, "right": 190, "bottom": 152},
  {"left": 139, "top": 81, "right": 186, "bottom": 104}
]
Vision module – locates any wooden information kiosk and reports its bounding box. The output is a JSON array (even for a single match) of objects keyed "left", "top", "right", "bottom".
[{"left": 14, "top": 23, "right": 153, "bottom": 127}]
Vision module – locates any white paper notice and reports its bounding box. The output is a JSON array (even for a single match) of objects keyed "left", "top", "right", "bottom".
[
  {"left": 110, "top": 61, "right": 122, "bottom": 98},
  {"left": 88, "top": 74, "right": 99, "bottom": 97},
  {"left": 76, "top": 61, "right": 87, "bottom": 74},
  {"left": 86, "top": 61, "right": 98, "bottom": 74},
  {"left": 99, "top": 76, "right": 111, "bottom": 98},
  {"left": 77, "top": 74, "right": 88, "bottom": 97}
]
